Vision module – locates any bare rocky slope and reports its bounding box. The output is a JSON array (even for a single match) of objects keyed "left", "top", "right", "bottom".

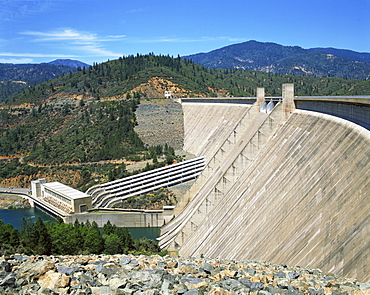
[{"left": 134, "top": 99, "right": 184, "bottom": 150}]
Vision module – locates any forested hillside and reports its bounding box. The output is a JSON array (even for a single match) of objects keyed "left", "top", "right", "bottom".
[
  {"left": 47, "top": 59, "right": 90, "bottom": 69},
  {"left": 0, "top": 99, "right": 143, "bottom": 164},
  {"left": 0, "top": 54, "right": 369, "bottom": 191},
  {"left": 0, "top": 63, "right": 78, "bottom": 102},
  {"left": 5, "top": 54, "right": 370, "bottom": 107},
  {"left": 184, "top": 41, "right": 370, "bottom": 80},
  {"left": 308, "top": 47, "right": 370, "bottom": 63},
  {"left": 0, "top": 97, "right": 175, "bottom": 191}
]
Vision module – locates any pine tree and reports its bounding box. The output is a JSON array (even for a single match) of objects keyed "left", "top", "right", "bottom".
[
  {"left": 0, "top": 220, "right": 19, "bottom": 247},
  {"left": 104, "top": 233, "right": 123, "bottom": 254},
  {"left": 34, "top": 217, "right": 52, "bottom": 255},
  {"left": 114, "top": 227, "right": 133, "bottom": 252},
  {"left": 83, "top": 226, "right": 104, "bottom": 254},
  {"left": 102, "top": 220, "right": 114, "bottom": 236},
  {"left": 19, "top": 217, "right": 38, "bottom": 252}
]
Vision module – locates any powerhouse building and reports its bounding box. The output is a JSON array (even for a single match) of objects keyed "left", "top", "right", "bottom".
[{"left": 31, "top": 179, "right": 92, "bottom": 215}]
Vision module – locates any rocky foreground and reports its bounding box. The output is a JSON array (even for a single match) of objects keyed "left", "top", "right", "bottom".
[{"left": 0, "top": 254, "right": 369, "bottom": 295}]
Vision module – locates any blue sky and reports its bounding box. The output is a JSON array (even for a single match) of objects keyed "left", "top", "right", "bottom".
[{"left": 0, "top": 0, "right": 369, "bottom": 65}]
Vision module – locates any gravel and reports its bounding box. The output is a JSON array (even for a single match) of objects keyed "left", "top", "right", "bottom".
[{"left": 135, "top": 99, "right": 184, "bottom": 150}]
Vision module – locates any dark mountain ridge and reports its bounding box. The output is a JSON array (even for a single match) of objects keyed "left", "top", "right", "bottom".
[
  {"left": 0, "top": 63, "right": 76, "bottom": 82},
  {"left": 47, "top": 59, "right": 90, "bottom": 69},
  {"left": 0, "top": 61, "right": 84, "bottom": 102},
  {"left": 183, "top": 40, "right": 370, "bottom": 80},
  {"left": 308, "top": 47, "right": 370, "bottom": 63}
]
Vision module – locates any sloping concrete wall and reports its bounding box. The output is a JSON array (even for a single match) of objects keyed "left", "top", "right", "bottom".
[
  {"left": 160, "top": 88, "right": 369, "bottom": 282},
  {"left": 178, "top": 109, "right": 370, "bottom": 282},
  {"left": 160, "top": 102, "right": 286, "bottom": 249},
  {"left": 182, "top": 102, "right": 251, "bottom": 160}
]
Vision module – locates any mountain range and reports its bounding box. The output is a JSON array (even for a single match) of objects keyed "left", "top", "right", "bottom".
[
  {"left": 0, "top": 59, "right": 90, "bottom": 102},
  {"left": 5, "top": 54, "right": 370, "bottom": 107},
  {"left": 308, "top": 47, "right": 370, "bottom": 63},
  {"left": 183, "top": 40, "right": 370, "bottom": 80},
  {"left": 46, "top": 59, "right": 90, "bottom": 69},
  {"left": 1, "top": 41, "right": 369, "bottom": 102}
]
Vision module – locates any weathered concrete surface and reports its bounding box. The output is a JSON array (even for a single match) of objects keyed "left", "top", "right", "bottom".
[
  {"left": 182, "top": 102, "right": 251, "bottom": 161},
  {"left": 180, "top": 110, "right": 370, "bottom": 282},
  {"left": 64, "top": 210, "right": 173, "bottom": 227},
  {"left": 160, "top": 91, "right": 370, "bottom": 282},
  {"left": 160, "top": 102, "right": 285, "bottom": 247}
]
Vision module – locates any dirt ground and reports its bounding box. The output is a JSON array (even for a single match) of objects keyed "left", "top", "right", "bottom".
[{"left": 0, "top": 194, "right": 30, "bottom": 209}]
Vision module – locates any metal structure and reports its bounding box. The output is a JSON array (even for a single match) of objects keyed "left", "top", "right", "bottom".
[{"left": 87, "top": 157, "right": 205, "bottom": 208}]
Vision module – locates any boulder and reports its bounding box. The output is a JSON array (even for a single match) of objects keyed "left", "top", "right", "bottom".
[
  {"left": 119, "top": 256, "right": 131, "bottom": 265},
  {"left": 38, "top": 270, "right": 70, "bottom": 294},
  {"left": 1, "top": 261, "right": 12, "bottom": 272},
  {"left": 0, "top": 273, "right": 16, "bottom": 287},
  {"left": 16, "top": 260, "right": 56, "bottom": 282},
  {"left": 208, "top": 287, "right": 234, "bottom": 295},
  {"left": 57, "top": 265, "right": 76, "bottom": 276},
  {"left": 0, "top": 254, "right": 368, "bottom": 294}
]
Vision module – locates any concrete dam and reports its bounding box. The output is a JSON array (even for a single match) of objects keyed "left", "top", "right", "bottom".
[{"left": 159, "top": 84, "right": 370, "bottom": 282}]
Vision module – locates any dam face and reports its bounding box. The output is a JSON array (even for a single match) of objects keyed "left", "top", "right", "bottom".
[{"left": 159, "top": 84, "right": 370, "bottom": 282}]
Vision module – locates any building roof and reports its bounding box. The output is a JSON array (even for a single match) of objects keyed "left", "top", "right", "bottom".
[{"left": 43, "top": 182, "right": 90, "bottom": 200}]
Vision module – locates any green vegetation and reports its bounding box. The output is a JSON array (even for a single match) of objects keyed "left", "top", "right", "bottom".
[
  {"left": 0, "top": 97, "right": 180, "bottom": 190},
  {"left": 0, "top": 160, "right": 42, "bottom": 179},
  {"left": 0, "top": 63, "right": 78, "bottom": 102},
  {"left": 0, "top": 98, "right": 145, "bottom": 190},
  {"left": 0, "top": 218, "right": 165, "bottom": 256},
  {"left": 0, "top": 54, "right": 368, "bottom": 191},
  {"left": 0, "top": 81, "right": 29, "bottom": 102},
  {"left": 112, "top": 187, "right": 176, "bottom": 210},
  {"left": 4, "top": 54, "right": 370, "bottom": 107},
  {"left": 0, "top": 99, "right": 143, "bottom": 163},
  {"left": 184, "top": 40, "right": 370, "bottom": 80},
  {"left": 27, "top": 100, "right": 143, "bottom": 164}
]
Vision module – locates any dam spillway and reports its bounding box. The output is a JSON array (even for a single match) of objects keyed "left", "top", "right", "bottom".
[{"left": 159, "top": 84, "right": 370, "bottom": 282}]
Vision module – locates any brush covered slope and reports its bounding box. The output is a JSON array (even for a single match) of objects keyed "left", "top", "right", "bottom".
[
  {"left": 184, "top": 40, "right": 370, "bottom": 79},
  {"left": 4, "top": 54, "right": 370, "bottom": 107},
  {"left": 0, "top": 63, "right": 80, "bottom": 102},
  {"left": 0, "top": 98, "right": 147, "bottom": 190}
]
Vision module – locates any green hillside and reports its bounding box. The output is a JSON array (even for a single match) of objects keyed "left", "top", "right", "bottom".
[
  {"left": 0, "top": 63, "right": 79, "bottom": 102},
  {"left": 0, "top": 54, "right": 369, "bottom": 190},
  {"left": 184, "top": 41, "right": 370, "bottom": 80},
  {"left": 5, "top": 54, "right": 370, "bottom": 107}
]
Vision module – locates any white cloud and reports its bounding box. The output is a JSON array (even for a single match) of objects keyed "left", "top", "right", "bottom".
[
  {"left": 70, "top": 44, "right": 121, "bottom": 57},
  {"left": 21, "top": 28, "right": 96, "bottom": 42},
  {"left": 106, "top": 35, "right": 126, "bottom": 40},
  {"left": 0, "top": 57, "right": 33, "bottom": 63},
  {"left": 0, "top": 52, "right": 77, "bottom": 58},
  {"left": 20, "top": 28, "right": 123, "bottom": 57},
  {"left": 125, "top": 8, "right": 145, "bottom": 14}
]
